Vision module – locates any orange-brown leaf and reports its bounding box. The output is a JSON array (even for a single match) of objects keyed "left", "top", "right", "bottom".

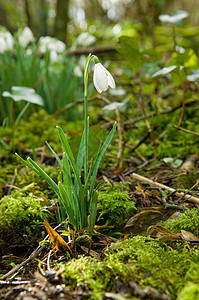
[{"left": 44, "top": 220, "right": 72, "bottom": 255}]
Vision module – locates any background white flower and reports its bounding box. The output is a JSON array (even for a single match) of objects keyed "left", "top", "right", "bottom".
[
  {"left": 76, "top": 32, "right": 96, "bottom": 47},
  {"left": 0, "top": 31, "right": 14, "bottom": 52},
  {"left": 18, "top": 27, "right": 34, "bottom": 47},
  {"left": 93, "top": 62, "right": 115, "bottom": 93}
]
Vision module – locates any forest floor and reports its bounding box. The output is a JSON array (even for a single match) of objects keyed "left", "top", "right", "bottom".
[{"left": 0, "top": 97, "right": 199, "bottom": 300}]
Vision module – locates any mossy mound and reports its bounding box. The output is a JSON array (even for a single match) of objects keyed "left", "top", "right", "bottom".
[
  {"left": 59, "top": 236, "right": 199, "bottom": 299},
  {"left": 163, "top": 208, "right": 199, "bottom": 237},
  {"left": 97, "top": 182, "right": 136, "bottom": 230},
  {"left": 0, "top": 185, "right": 51, "bottom": 257}
]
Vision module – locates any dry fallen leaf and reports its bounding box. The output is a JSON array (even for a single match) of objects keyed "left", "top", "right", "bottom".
[
  {"left": 180, "top": 230, "right": 199, "bottom": 242},
  {"left": 44, "top": 219, "right": 72, "bottom": 255}
]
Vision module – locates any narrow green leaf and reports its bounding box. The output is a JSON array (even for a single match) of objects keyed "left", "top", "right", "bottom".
[
  {"left": 58, "top": 181, "right": 74, "bottom": 225},
  {"left": 46, "top": 141, "right": 63, "bottom": 168},
  {"left": 56, "top": 126, "right": 83, "bottom": 195},
  {"left": 27, "top": 157, "right": 60, "bottom": 197},
  {"left": 15, "top": 153, "right": 40, "bottom": 174},
  {"left": 89, "top": 122, "right": 117, "bottom": 196},
  {"left": 89, "top": 190, "right": 97, "bottom": 233}
]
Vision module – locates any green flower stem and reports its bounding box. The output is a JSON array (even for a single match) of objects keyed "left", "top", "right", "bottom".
[{"left": 83, "top": 53, "right": 98, "bottom": 182}]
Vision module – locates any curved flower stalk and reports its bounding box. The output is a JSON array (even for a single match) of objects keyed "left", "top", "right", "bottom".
[{"left": 16, "top": 53, "right": 117, "bottom": 232}]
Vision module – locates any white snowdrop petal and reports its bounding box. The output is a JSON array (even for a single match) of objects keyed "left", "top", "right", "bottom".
[{"left": 94, "top": 63, "right": 108, "bottom": 92}]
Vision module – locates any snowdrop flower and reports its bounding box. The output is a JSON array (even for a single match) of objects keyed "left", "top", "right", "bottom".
[
  {"left": 76, "top": 32, "right": 96, "bottom": 47},
  {"left": 159, "top": 10, "right": 189, "bottom": 25},
  {"left": 19, "top": 27, "right": 34, "bottom": 47},
  {"left": 38, "top": 36, "right": 66, "bottom": 54},
  {"left": 0, "top": 31, "right": 14, "bottom": 52},
  {"left": 50, "top": 50, "right": 59, "bottom": 63},
  {"left": 4, "top": 32, "right": 14, "bottom": 50},
  {"left": 93, "top": 62, "right": 115, "bottom": 93},
  {"left": 0, "top": 37, "right": 7, "bottom": 53}
]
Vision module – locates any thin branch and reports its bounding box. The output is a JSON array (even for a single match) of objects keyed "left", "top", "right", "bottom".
[
  {"left": 173, "top": 125, "right": 199, "bottom": 137},
  {"left": 130, "top": 172, "right": 199, "bottom": 204},
  {"left": 53, "top": 95, "right": 111, "bottom": 118},
  {"left": 68, "top": 46, "right": 116, "bottom": 56}
]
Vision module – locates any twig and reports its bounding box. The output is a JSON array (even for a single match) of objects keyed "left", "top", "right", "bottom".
[
  {"left": 113, "top": 108, "right": 124, "bottom": 168},
  {"left": 53, "top": 95, "right": 110, "bottom": 118},
  {"left": 0, "top": 221, "right": 66, "bottom": 280},
  {"left": 130, "top": 172, "right": 199, "bottom": 204},
  {"left": 68, "top": 46, "right": 116, "bottom": 56},
  {"left": 177, "top": 180, "right": 199, "bottom": 202},
  {"left": 173, "top": 125, "right": 199, "bottom": 137},
  {"left": 124, "top": 100, "right": 198, "bottom": 126},
  {"left": 0, "top": 280, "right": 30, "bottom": 285}
]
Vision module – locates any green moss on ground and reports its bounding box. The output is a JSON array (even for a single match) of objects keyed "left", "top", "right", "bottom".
[
  {"left": 97, "top": 182, "right": 136, "bottom": 229},
  {"left": 0, "top": 186, "right": 50, "bottom": 238},
  {"left": 163, "top": 208, "right": 199, "bottom": 237},
  {"left": 59, "top": 236, "right": 199, "bottom": 300}
]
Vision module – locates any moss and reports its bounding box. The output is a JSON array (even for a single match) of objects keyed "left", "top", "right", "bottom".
[
  {"left": 58, "top": 236, "right": 199, "bottom": 299},
  {"left": 177, "top": 283, "right": 199, "bottom": 300},
  {"left": 14, "top": 165, "right": 60, "bottom": 197},
  {"left": 97, "top": 182, "right": 136, "bottom": 229},
  {"left": 163, "top": 208, "right": 199, "bottom": 237},
  {"left": 0, "top": 186, "right": 50, "bottom": 238}
]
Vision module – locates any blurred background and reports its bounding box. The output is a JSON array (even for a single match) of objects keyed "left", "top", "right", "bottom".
[{"left": 1, "top": 0, "right": 199, "bottom": 44}]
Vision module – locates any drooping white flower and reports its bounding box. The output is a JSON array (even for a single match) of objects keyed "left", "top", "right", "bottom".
[
  {"left": 93, "top": 63, "right": 115, "bottom": 93},
  {"left": 18, "top": 27, "right": 34, "bottom": 47}
]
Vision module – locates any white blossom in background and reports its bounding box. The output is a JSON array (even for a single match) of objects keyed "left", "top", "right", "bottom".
[
  {"left": 0, "top": 31, "right": 14, "bottom": 52},
  {"left": 38, "top": 36, "right": 66, "bottom": 63},
  {"left": 50, "top": 50, "right": 59, "bottom": 63},
  {"left": 74, "top": 65, "right": 83, "bottom": 77},
  {"left": 38, "top": 36, "right": 66, "bottom": 54},
  {"left": 159, "top": 10, "right": 189, "bottom": 25},
  {"left": 76, "top": 32, "right": 96, "bottom": 47},
  {"left": 175, "top": 45, "right": 185, "bottom": 53},
  {"left": 18, "top": 27, "right": 34, "bottom": 47},
  {"left": 0, "top": 37, "right": 7, "bottom": 53},
  {"left": 93, "top": 62, "right": 115, "bottom": 93}
]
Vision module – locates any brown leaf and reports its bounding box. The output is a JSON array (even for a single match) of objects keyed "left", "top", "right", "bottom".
[
  {"left": 180, "top": 230, "right": 199, "bottom": 241},
  {"left": 135, "top": 184, "right": 153, "bottom": 196},
  {"left": 149, "top": 225, "right": 181, "bottom": 242},
  {"left": 44, "top": 220, "right": 72, "bottom": 255},
  {"left": 81, "top": 246, "right": 100, "bottom": 258},
  {"left": 124, "top": 208, "right": 163, "bottom": 235}
]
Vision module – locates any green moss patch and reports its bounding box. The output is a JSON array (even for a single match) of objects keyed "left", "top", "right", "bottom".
[{"left": 59, "top": 236, "right": 199, "bottom": 299}]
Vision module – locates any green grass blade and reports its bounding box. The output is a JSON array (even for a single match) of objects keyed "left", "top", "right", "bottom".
[
  {"left": 27, "top": 157, "right": 60, "bottom": 197},
  {"left": 15, "top": 153, "right": 40, "bottom": 174},
  {"left": 46, "top": 141, "right": 63, "bottom": 168},
  {"left": 56, "top": 126, "right": 83, "bottom": 195},
  {"left": 74, "top": 127, "right": 85, "bottom": 193},
  {"left": 58, "top": 181, "right": 74, "bottom": 225},
  {"left": 89, "top": 190, "right": 97, "bottom": 233},
  {"left": 89, "top": 122, "right": 117, "bottom": 196}
]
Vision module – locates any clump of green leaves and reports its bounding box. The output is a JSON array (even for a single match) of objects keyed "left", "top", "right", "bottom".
[
  {"left": 163, "top": 208, "right": 199, "bottom": 237},
  {"left": 97, "top": 182, "right": 136, "bottom": 229},
  {"left": 59, "top": 236, "right": 199, "bottom": 299},
  {"left": 16, "top": 54, "right": 117, "bottom": 233}
]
